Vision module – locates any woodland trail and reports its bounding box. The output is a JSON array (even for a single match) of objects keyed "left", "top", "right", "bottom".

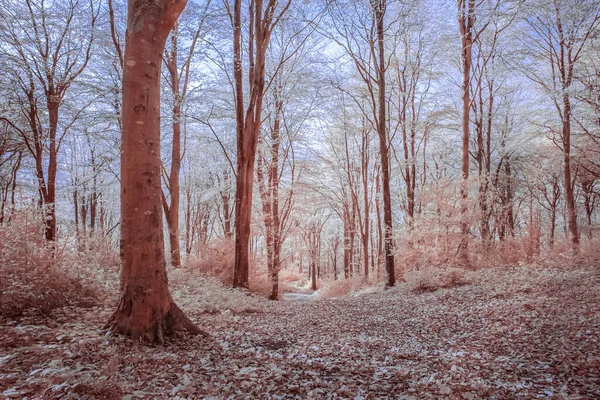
[
  {"left": 282, "top": 291, "right": 316, "bottom": 301},
  {"left": 1, "top": 267, "right": 600, "bottom": 399}
]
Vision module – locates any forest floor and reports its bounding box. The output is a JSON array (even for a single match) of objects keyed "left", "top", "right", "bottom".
[{"left": 1, "top": 265, "right": 600, "bottom": 399}]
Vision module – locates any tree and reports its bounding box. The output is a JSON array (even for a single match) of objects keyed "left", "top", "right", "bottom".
[
  {"left": 104, "top": 0, "right": 203, "bottom": 343},
  {"left": 0, "top": 121, "right": 22, "bottom": 223},
  {"left": 468, "top": 4, "right": 519, "bottom": 245},
  {"left": 523, "top": 0, "right": 600, "bottom": 248},
  {"left": 457, "top": 0, "right": 495, "bottom": 266},
  {"left": 161, "top": 2, "right": 212, "bottom": 268},
  {"left": 256, "top": 81, "right": 296, "bottom": 299},
  {"left": 0, "top": 0, "right": 99, "bottom": 242},
  {"left": 301, "top": 211, "right": 329, "bottom": 291},
  {"left": 388, "top": 1, "right": 439, "bottom": 231},
  {"left": 326, "top": 0, "right": 396, "bottom": 286},
  {"left": 229, "top": 0, "right": 291, "bottom": 289},
  {"left": 374, "top": 0, "right": 395, "bottom": 287}
]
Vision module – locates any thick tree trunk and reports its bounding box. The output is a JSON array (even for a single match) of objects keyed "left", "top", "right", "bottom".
[
  {"left": 233, "top": 155, "right": 254, "bottom": 288},
  {"left": 105, "top": 0, "right": 203, "bottom": 343}
]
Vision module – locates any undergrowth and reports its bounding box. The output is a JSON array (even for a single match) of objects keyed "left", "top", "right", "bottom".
[{"left": 0, "top": 210, "right": 105, "bottom": 318}]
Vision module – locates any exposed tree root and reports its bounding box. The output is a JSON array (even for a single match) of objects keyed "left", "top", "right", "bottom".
[{"left": 103, "top": 299, "right": 208, "bottom": 344}]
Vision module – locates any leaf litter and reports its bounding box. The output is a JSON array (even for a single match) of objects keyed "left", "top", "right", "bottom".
[{"left": 1, "top": 266, "right": 599, "bottom": 399}]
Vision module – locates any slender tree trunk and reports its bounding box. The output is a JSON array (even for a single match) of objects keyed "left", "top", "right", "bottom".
[
  {"left": 361, "top": 128, "right": 370, "bottom": 279},
  {"left": 185, "top": 185, "right": 192, "bottom": 254},
  {"left": 582, "top": 181, "right": 595, "bottom": 240},
  {"left": 222, "top": 170, "right": 232, "bottom": 238},
  {"left": 332, "top": 239, "right": 338, "bottom": 280},
  {"left": 375, "top": 0, "right": 395, "bottom": 286},
  {"left": 270, "top": 106, "right": 282, "bottom": 300},
  {"left": 550, "top": 207, "right": 556, "bottom": 247},
  {"left": 0, "top": 153, "right": 22, "bottom": 224},
  {"left": 73, "top": 186, "right": 79, "bottom": 238},
  {"left": 458, "top": 0, "right": 474, "bottom": 268},
  {"left": 89, "top": 152, "right": 98, "bottom": 236},
  {"left": 104, "top": 0, "right": 202, "bottom": 343},
  {"left": 375, "top": 166, "right": 383, "bottom": 275},
  {"left": 233, "top": 0, "right": 259, "bottom": 289},
  {"left": 311, "top": 251, "right": 317, "bottom": 290},
  {"left": 562, "top": 95, "right": 580, "bottom": 248},
  {"left": 45, "top": 102, "right": 59, "bottom": 242},
  {"left": 343, "top": 204, "right": 350, "bottom": 279},
  {"left": 349, "top": 200, "right": 356, "bottom": 277},
  {"left": 162, "top": 29, "right": 183, "bottom": 268}
]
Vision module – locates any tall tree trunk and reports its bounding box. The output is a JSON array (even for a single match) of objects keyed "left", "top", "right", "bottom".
[
  {"left": 458, "top": 0, "right": 474, "bottom": 268},
  {"left": 311, "top": 250, "right": 317, "bottom": 291},
  {"left": 361, "top": 127, "right": 370, "bottom": 279},
  {"left": 73, "top": 186, "right": 79, "bottom": 238},
  {"left": 550, "top": 207, "right": 557, "bottom": 247},
  {"left": 222, "top": 169, "right": 232, "bottom": 238},
  {"left": 562, "top": 95, "right": 580, "bottom": 248},
  {"left": 185, "top": 185, "right": 192, "bottom": 254},
  {"left": 343, "top": 204, "right": 350, "bottom": 279},
  {"left": 46, "top": 102, "right": 59, "bottom": 242},
  {"left": 374, "top": 0, "right": 395, "bottom": 286},
  {"left": 375, "top": 165, "right": 383, "bottom": 275},
  {"left": 90, "top": 160, "right": 98, "bottom": 235},
  {"left": 269, "top": 100, "right": 282, "bottom": 300},
  {"left": 105, "top": 0, "right": 202, "bottom": 343},
  {"left": 582, "top": 180, "right": 595, "bottom": 240},
  {"left": 232, "top": 0, "right": 291, "bottom": 288},
  {"left": 332, "top": 237, "right": 339, "bottom": 280},
  {"left": 162, "top": 29, "right": 183, "bottom": 268}
]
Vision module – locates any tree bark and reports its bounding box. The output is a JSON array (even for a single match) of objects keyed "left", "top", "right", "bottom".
[
  {"left": 374, "top": 0, "right": 395, "bottom": 286},
  {"left": 458, "top": 0, "right": 474, "bottom": 268},
  {"left": 231, "top": 0, "right": 290, "bottom": 289},
  {"left": 163, "top": 34, "right": 183, "bottom": 268},
  {"left": 562, "top": 95, "right": 580, "bottom": 247},
  {"left": 105, "top": 0, "right": 203, "bottom": 343}
]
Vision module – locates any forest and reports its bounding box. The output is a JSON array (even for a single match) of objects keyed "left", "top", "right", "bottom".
[{"left": 0, "top": 0, "right": 599, "bottom": 398}]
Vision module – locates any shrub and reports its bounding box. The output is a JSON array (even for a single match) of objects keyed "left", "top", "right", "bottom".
[
  {"left": 186, "top": 237, "right": 236, "bottom": 285},
  {"left": 186, "top": 237, "right": 274, "bottom": 297},
  {"left": 405, "top": 267, "right": 470, "bottom": 294},
  {"left": 279, "top": 268, "right": 307, "bottom": 293},
  {"left": 169, "top": 268, "right": 266, "bottom": 314},
  {"left": 316, "top": 276, "right": 370, "bottom": 299},
  {"left": 0, "top": 209, "right": 102, "bottom": 317}
]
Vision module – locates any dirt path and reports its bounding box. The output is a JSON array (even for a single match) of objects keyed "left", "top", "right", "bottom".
[
  {"left": 1, "top": 267, "right": 600, "bottom": 399},
  {"left": 281, "top": 291, "right": 315, "bottom": 301}
]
